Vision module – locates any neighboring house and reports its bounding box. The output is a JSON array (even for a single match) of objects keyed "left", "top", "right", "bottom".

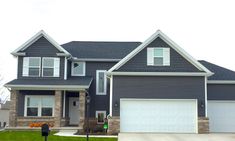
[
  {"left": 0, "top": 101, "right": 10, "bottom": 127},
  {"left": 4, "top": 30, "right": 235, "bottom": 134}
]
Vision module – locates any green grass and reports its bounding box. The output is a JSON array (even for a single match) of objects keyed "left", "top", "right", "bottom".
[{"left": 0, "top": 131, "right": 117, "bottom": 141}]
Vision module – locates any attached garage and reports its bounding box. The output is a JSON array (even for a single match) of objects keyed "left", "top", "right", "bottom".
[
  {"left": 120, "top": 99, "right": 198, "bottom": 133},
  {"left": 208, "top": 101, "right": 235, "bottom": 132}
]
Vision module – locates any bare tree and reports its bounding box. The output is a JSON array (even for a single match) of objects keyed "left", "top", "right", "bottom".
[{"left": 0, "top": 73, "right": 9, "bottom": 104}]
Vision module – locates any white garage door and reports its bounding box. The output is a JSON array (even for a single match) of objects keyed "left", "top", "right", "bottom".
[
  {"left": 208, "top": 101, "right": 235, "bottom": 132},
  {"left": 120, "top": 99, "right": 197, "bottom": 133}
]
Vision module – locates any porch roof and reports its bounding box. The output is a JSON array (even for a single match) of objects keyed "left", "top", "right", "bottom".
[{"left": 4, "top": 77, "right": 93, "bottom": 91}]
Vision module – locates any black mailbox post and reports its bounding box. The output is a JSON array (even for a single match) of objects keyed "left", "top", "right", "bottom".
[{"left": 41, "top": 124, "right": 50, "bottom": 141}]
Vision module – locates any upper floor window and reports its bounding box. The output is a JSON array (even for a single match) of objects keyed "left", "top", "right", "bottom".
[
  {"left": 42, "top": 57, "right": 60, "bottom": 77},
  {"left": 96, "top": 70, "right": 107, "bottom": 95},
  {"left": 23, "top": 57, "right": 41, "bottom": 77},
  {"left": 22, "top": 57, "right": 60, "bottom": 77},
  {"left": 147, "top": 47, "right": 170, "bottom": 66},
  {"left": 71, "top": 62, "right": 85, "bottom": 76}
]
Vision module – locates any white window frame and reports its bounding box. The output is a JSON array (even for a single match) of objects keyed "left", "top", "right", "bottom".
[
  {"left": 42, "top": 57, "right": 56, "bottom": 77},
  {"left": 147, "top": 47, "right": 170, "bottom": 66},
  {"left": 24, "top": 95, "right": 55, "bottom": 117},
  {"left": 96, "top": 110, "right": 106, "bottom": 124},
  {"left": 24, "top": 57, "right": 41, "bottom": 77},
  {"left": 71, "top": 62, "right": 86, "bottom": 76},
  {"left": 153, "top": 48, "right": 164, "bottom": 66},
  {"left": 96, "top": 70, "right": 107, "bottom": 95}
]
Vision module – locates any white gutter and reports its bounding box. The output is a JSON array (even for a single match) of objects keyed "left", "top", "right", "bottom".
[{"left": 107, "top": 72, "right": 210, "bottom": 76}]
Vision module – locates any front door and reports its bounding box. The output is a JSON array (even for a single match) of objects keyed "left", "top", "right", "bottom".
[{"left": 69, "top": 97, "right": 79, "bottom": 125}]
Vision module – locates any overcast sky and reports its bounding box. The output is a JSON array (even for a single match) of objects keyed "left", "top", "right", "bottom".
[{"left": 0, "top": 0, "right": 235, "bottom": 92}]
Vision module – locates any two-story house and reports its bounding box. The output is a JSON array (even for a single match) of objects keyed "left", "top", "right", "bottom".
[{"left": 5, "top": 30, "right": 235, "bottom": 134}]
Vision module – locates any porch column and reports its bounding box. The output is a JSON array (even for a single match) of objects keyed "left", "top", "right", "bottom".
[
  {"left": 9, "top": 90, "right": 19, "bottom": 127},
  {"left": 54, "top": 90, "right": 62, "bottom": 127},
  {"left": 79, "top": 91, "right": 86, "bottom": 128}
]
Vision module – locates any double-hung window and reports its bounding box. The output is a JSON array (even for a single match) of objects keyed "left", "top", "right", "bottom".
[
  {"left": 25, "top": 95, "right": 54, "bottom": 117},
  {"left": 147, "top": 47, "right": 170, "bottom": 66},
  {"left": 42, "top": 57, "right": 60, "bottom": 77},
  {"left": 71, "top": 62, "right": 86, "bottom": 76},
  {"left": 96, "top": 70, "right": 107, "bottom": 95},
  {"left": 23, "top": 57, "right": 41, "bottom": 77}
]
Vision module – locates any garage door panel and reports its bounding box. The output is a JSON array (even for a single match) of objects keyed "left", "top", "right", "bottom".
[
  {"left": 208, "top": 101, "right": 235, "bottom": 132},
  {"left": 120, "top": 99, "right": 197, "bottom": 133}
]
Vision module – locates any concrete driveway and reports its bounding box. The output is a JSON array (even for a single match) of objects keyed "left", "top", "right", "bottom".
[{"left": 118, "top": 133, "right": 235, "bottom": 141}]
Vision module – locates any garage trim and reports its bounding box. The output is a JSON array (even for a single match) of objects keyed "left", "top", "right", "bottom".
[{"left": 120, "top": 98, "right": 198, "bottom": 133}]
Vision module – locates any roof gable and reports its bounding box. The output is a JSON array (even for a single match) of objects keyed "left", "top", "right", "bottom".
[
  {"left": 116, "top": 37, "right": 203, "bottom": 72},
  {"left": 11, "top": 30, "right": 70, "bottom": 56},
  {"left": 108, "top": 30, "right": 213, "bottom": 76}
]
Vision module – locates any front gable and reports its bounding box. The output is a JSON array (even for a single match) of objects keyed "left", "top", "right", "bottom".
[
  {"left": 23, "top": 36, "right": 61, "bottom": 57},
  {"left": 108, "top": 30, "right": 212, "bottom": 76},
  {"left": 116, "top": 37, "right": 201, "bottom": 72},
  {"left": 11, "top": 30, "right": 70, "bottom": 57}
]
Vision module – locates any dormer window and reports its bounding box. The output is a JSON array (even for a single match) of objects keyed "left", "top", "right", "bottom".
[
  {"left": 71, "top": 62, "right": 86, "bottom": 76},
  {"left": 147, "top": 47, "right": 170, "bottom": 66}
]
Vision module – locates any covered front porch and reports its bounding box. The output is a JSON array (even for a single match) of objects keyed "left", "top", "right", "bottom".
[{"left": 4, "top": 77, "right": 93, "bottom": 129}]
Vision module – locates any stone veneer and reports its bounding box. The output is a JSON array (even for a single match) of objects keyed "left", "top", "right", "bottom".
[
  {"left": 54, "top": 90, "right": 62, "bottom": 127},
  {"left": 79, "top": 91, "right": 86, "bottom": 128},
  {"left": 198, "top": 117, "right": 209, "bottom": 134},
  {"left": 107, "top": 116, "right": 120, "bottom": 135},
  {"left": 107, "top": 116, "right": 209, "bottom": 134},
  {"left": 9, "top": 90, "right": 18, "bottom": 127}
]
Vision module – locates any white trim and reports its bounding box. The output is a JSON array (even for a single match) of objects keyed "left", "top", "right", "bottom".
[
  {"left": 208, "top": 100, "right": 235, "bottom": 103},
  {"left": 96, "top": 70, "right": 107, "bottom": 95},
  {"left": 71, "top": 62, "right": 86, "bottom": 76},
  {"left": 11, "top": 30, "right": 70, "bottom": 56},
  {"left": 12, "top": 52, "right": 26, "bottom": 56},
  {"left": 56, "top": 53, "right": 70, "bottom": 57},
  {"left": 120, "top": 98, "right": 198, "bottom": 133},
  {"left": 205, "top": 76, "right": 208, "bottom": 117},
  {"left": 108, "top": 72, "right": 209, "bottom": 76},
  {"left": 109, "top": 75, "right": 113, "bottom": 116},
  {"left": 5, "top": 84, "right": 89, "bottom": 90},
  {"left": 24, "top": 95, "right": 55, "bottom": 117},
  {"left": 108, "top": 30, "right": 213, "bottom": 76},
  {"left": 95, "top": 110, "right": 106, "bottom": 124},
  {"left": 63, "top": 91, "right": 66, "bottom": 118},
  {"left": 72, "top": 58, "right": 121, "bottom": 62},
  {"left": 207, "top": 80, "right": 235, "bottom": 84},
  {"left": 64, "top": 57, "right": 67, "bottom": 80}
]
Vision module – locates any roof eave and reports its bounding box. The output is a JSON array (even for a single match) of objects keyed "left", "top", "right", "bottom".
[{"left": 4, "top": 84, "right": 89, "bottom": 91}]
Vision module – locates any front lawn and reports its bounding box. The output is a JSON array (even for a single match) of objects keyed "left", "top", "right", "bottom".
[{"left": 0, "top": 131, "right": 117, "bottom": 141}]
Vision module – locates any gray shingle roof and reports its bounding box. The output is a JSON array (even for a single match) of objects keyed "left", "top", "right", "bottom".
[
  {"left": 199, "top": 60, "right": 235, "bottom": 80},
  {"left": 61, "top": 41, "right": 141, "bottom": 59},
  {"left": 5, "top": 77, "right": 93, "bottom": 88}
]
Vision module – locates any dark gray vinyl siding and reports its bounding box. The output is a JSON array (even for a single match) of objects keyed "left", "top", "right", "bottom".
[
  {"left": 68, "top": 61, "right": 116, "bottom": 118},
  {"left": 23, "top": 37, "right": 61, "bottom": 57},
  {"left": 17, "top": 37, "right": 65, "bottom": 79},
  {"left": 208, "top": 84, "right": 235, "bottom": 100},
  {"left": 117, "top": 37, "right": 201, "bottom": 72},
  {"left": 17, "top": 90, "right": 55, "bottom": 116},
  {"left": 112, "top": 76, "right": 205, "bottom": 117}
]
